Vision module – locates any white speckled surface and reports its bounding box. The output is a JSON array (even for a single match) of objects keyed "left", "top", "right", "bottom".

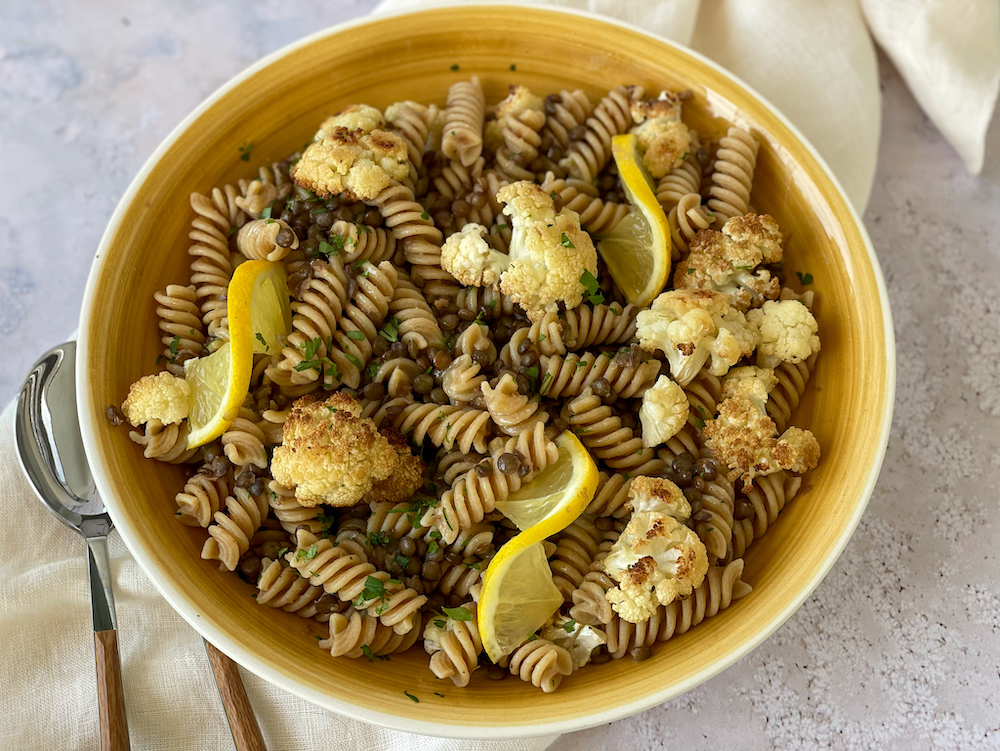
[{"left": 3, "top": 2, "right": 998, "bottom": 749}]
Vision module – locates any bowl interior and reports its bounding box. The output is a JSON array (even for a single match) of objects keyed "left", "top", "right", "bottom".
[{"left": 80, "top": 5, "right": 890, "bottom": 737}]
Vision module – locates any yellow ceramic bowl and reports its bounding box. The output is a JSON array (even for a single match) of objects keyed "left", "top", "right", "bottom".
[{"left": 78, "top": 5, "right": 893, "bottom": 738}]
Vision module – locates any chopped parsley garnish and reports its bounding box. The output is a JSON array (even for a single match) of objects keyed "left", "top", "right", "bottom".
[
  {"left": 450, "top": 63, "right": 460, "bottom": 71},
  {"left": 538, "top": 333, "right": 546, "bottom": 341},
  {"left": 296, "top": 544, "right": 319, "bottom": 561},
  {"left": 579, "top": 270, "right": 604, "bottom": 305},
  {"left": 355, "top": 575, "right": 398, "bottom": 608},
  {"left": 736, "top": 265, "right": 754, "bottom": 270},
  {"left": 168, "top": 336, "right": 180, "bottom": 357},
  {"left": 694, "top": 405, "right": 707, "bottom": 429},
  {"left": 404, "top": 690, "right": 420, "bottom": 703},
  {"left": 420, "top": 211, "right": 431, "bottom": 220},
  {"left": 426, "top": 539, "right": 440, "bottom": 557},
  {"left": 473, "top": 311, "right": 485, "bottom": 326},
  {"left": 395, "top": 555, "right": 410, "bottom": 568},
  {"left": 361, "top": 645, "right": 375, "bottom": 661},
  {"left": 563, "top": 619, "right": 577, "bottom": 633},
  {"left": 487, "top": 299, "right": 497, "bottom": 310},
  {"left": 539, "top": 372, "right": 553, "bottom": 395},
  {"left": 277, "top": 547, "right": 288, "bottom": 557},
  {"left": 260, "top": 206, "right": 272, "bottom": 220},
  {"left": 524, "top": 365, "right": 539, "bottom": 390},
  {"left": 369, "top": 531, "right": 389, "bottom": 547},
  {"left": 255, "top": 332, "right": 269, "bottom": 351},
  {"left": 442, "top": 606, "right": 473, "bottom": 621},
  {"left": 686, "top": 267, "right": 696, "bottom": 275},
  {"left": 238, "top": 142, "right": 254, "bottom": 161},
  {"left": 344, "top": 353, "right": 361, "bottom": 367},
  {"left": 434, "top": 692, "right": 445, "bottom": 698},
  {"left": 365, "top": 360, "right": 381, "bottom": 379},
  {"left": 575, "top": 359, "right": 588, "bottom": 371},
  {"left": 466, "top": 561, "right": 480, "bottom": 570},
  {"left": 346, "top": 330, "right": 366, "bottom": 341},
  {"left": 378, "top": 317, "right": 400, "bottom": 342},
  {"left": 796, "top": 271, "right": 814, "bottom": 286},
  {"left": 317, "top": 237, "right": 342, "bottom": 258},
  {"left": 509, "top": 63, "right": 516, "bottom": 71},
  {"left": 560, "top": 232, "right": 575, "bottom": 248}
]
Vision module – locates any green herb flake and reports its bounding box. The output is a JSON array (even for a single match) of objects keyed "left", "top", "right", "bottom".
[
  {"left": 395, "top": 555, "right": 410, "bottom": 568},
  {"left": 563, "top": 619, "right": 577, "bottom": 633},
  {"left": 560, "top": 233, "right": 575, "bottom": 249},
  {"left": 260, "top": 206, "right": 272, "bottom": 220},
  {"left": 345, "top": 353, "right": 361, "bottom": 367},
  {"left": 693, "top": 405, "right": 707, "bottom": 429},
  {"left": 238, "top": 142, "right": 254, "bottom": 161},
  {"left": 796, "top": 271, "right": 814, "bottom": 286},
  {"left": 168, "top": 336, "right": 180, "bottom": 356},
  {"left": 686, "top": 267, "right": 696, "bottom": 275},
  {"left": 434, "top": 692, "right": 445, "bottom": 697},
  {"left": 420, "top": 212, "right": 431, "bottom": 221},
  {"left": 579, "top": 269, "right": 604, "bottom": 305},
  {"left": 369, "top": 531, "right": 389, "bottom": 548},
  {"left": 509, "top": 63, "right": 517, "bottom": 71},
  {"left": 255, "top": 332, "right": 269, "bottom": 351},
  {"left": 277, "top": 547, "right": 288, "bottom": 558},
  {"left": 539, "top": 372, "right": 554, "bottom": 395},
  {"left": 346, "top": 330, "right": 365, "bottom": 341},
  {"left": 427, "top": 540, "right": 440, "bottom": 556},
  {"left": 434, "top": 618, "right": 446, "bottom": 629},
  {"left": 487, "top": 299, "right": 497, "bottom": 310},
  {"left": 450, "top": 63, "right": 460, "bottom": 71},
  {"left": 404, "top": 690, "right": 420, "bottom": 703},
  {"left": 366, "top": 361, "right": 381, "bottom": 379},
  {"left": 361, "top": 645, "right": 375, "bottom": 662},
  {"left": 378, "top": 317, "right": 401, "bottom": 343},
  {"left": 442, "top": 606, "right": 473, "bottom": 621}
]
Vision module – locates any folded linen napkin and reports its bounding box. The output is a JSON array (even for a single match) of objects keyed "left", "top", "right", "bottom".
[{"left": 2, "top": 1, "right": 999, "bottom": 749}]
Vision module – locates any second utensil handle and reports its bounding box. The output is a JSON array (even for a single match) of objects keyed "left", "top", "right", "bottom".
[
  {"left": 204, "top": 640, "right": 267, "bottom": 751},
  {"left": 94, "top": 629, "right": 130, "bottom": 751}
]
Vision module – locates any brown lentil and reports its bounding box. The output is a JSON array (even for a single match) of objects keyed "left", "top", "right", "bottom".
[{"left": 630, "top": 646, "right": 652, "bottom": 662}]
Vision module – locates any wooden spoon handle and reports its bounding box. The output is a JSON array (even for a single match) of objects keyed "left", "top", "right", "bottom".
[
  {"left": 94, "top": 629, "right": 130, "bottom": 751},
  {"left": 204, "top": 640, "right": 267, "bottom": 751}
]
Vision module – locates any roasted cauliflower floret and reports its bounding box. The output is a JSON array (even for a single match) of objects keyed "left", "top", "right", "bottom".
[
  {"left": 496, "top": 181, "right": 598, "bottom": 321},
  {"left": 291, "top": 123, "right": 408, "bottom": 201},
  {"left": 629, "top": 91, "right": 692, "bottom": 178},
  {"left": 638, "top": 375, "right": 689, "bottom": 448},
  {"left": 601, "top": 490, "right": 708, "bottom": 623},
  {"left": 539, "top": 615, "right": 607, "bottom": 671},
  {"left": 440, "top": 223, "right": 510, "bottom": 287},
  {"left": 636, "top": 289, "right": 757, "bottom": 386},
  {"left": 271, "top": 393, "right": 398, "bottom": 507},
  {"left": 746, "top": 299, "right": 821, "bottom": 369},
  {"left": 364, "top": 428, "right": 424, "bottom": 505},
  {"left": 314, "top": 104, "right": 386, "bottom": 140},
  {"left": 702, "top": 391, "right": 820, "bottom": 487},
  {"left": 721, "top": 365, "right": 778, "bottom": 414},
  {"left": 121, "top": 372, "right": 191, "bottom": 427},
  {"left": 626, "top": 476, "right": 691, "bottom": 520},
  {"left": 674, "top": 213, "right": 784, "bottom": 311}
]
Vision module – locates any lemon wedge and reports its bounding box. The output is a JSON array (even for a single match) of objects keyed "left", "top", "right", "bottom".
[
  {"left": 596, "top": 133, "right": 672, "bottom": 307},
  {"left": 184, "top": 261, "right": 291, "bottom": 448},
  {"left": 479, "top": 432, "right": 599, "bottom": 661},
  {"left": 495, "top": 431, "right": 599, "bottom": 533}
]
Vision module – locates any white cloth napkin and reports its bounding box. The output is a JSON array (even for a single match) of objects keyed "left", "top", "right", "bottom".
[
  {"left": 374, "top": 0, "right": 1000, "bottom": 210},
  {"left": 2, "top": 2, "right": 999, "bottom": 749}
]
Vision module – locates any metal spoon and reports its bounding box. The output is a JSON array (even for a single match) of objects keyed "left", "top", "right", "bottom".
[{"left": 15, "top": 342, "right": 266, "bottom": 751}]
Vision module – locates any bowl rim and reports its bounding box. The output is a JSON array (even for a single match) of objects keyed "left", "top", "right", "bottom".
[{"left": 77, "top": 2, "right": 895, "bottom": 739}]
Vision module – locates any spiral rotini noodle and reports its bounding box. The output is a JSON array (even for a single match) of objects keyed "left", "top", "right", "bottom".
[
  {"left": 585, "top": 471, "right": 633, "bottom": 518},
  {"left": 561, "top": 86, "right": 637, "bottom": 183},
  {"left": 548, "top": 516, "right": 603, "bottom": 601},
  {"left": 441, "top": 354, "right": 487, "bottom": 405},
  {"left": 388, "top": 270, "right": 442, "bottom": 352},
  {"left": 129, "top": 419, "right": 199, "bottom": 464},
  {"left": 540, "top": 89, "right": 593, "bottom": 149},
  {"left": 767, "top": 353, "right": 817, "bottom": 433},
  {"left": 537, "top": 351, "right": 660, "bottom": 400},
  {"left": 507, "top": 638, "right": 573, "bottom": 692},
  {"left": 322, "top": 606, "right": 423, "bottom": 658},
  {"left": 426, "top": 602, "right": 483, "bottom": 687},
  {"left": 441, "top": 77, "right": 485, "bottom": 167},
  {"left": 373, "top": 399, "right": 492, "bottom": 454},
  {"left": 267, "top": 480, "right": 323, "bottom": 534},
  {"left": 154, "top": 284, "right": 205, "bottom": 374},
  {"left": 429, "top": 421, "right": 558, "bottom": 543},
  {"left": 730, "top": 472, "right": 802, "bottom": 560},
  {"left": 174, "top": 469, "right": 230, "bottom": 527},
  {"left": 201, "top": 487, "right": 270, "bottom": 571},
  {"left": 706, "top": 126, "right": 759, "bottom": 224},
  {"left": 256, "top": 558, "right": 330, "bottom": 620},
  {"left": 481, "top": 372, "right": 546, "bottom": 436},
  {"left": 331, "top": 221, "right": 397, "bottom": 265},
  {"left": 561, "top": 391, "right": 665, "bottom": 475},
  {"left": 188, "top": 191, "right": 237, "bottom": 343},
  {"left": 668, "top": 192, "right": 713, "bottom": 254},
  {"left": 540, "top": 172, "right": 630, "bottom": 235}
]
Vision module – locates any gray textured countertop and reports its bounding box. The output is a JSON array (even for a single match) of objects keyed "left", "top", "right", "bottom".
[{"left": 3, "top": 2, "right": 998, "bottom": 749}]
